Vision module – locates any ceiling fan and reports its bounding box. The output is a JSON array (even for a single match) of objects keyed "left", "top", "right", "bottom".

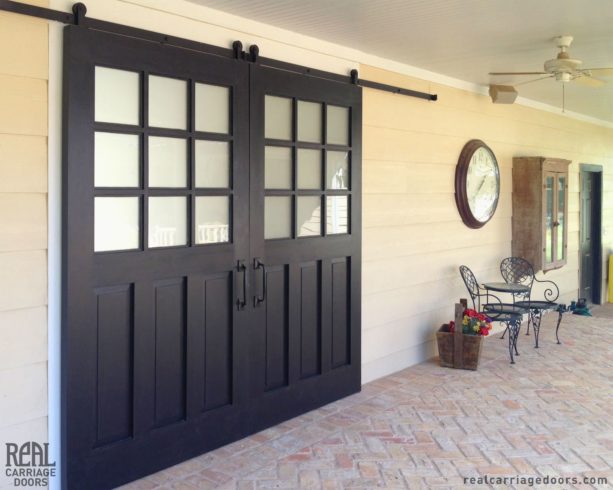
[{"left": 489, "top": 35, "right": 613, "bottom": 88}]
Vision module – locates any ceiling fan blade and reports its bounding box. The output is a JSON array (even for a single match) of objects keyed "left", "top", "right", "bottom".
[
  {"left": 514, "top": 75, "right": 555, "bottom": 87},
  {"left": 582, "top": 68, "right": 613, "bottom": 77},
  {"left": 573, "top": 76, "right": 606, "bottom": 88},
  {"left": 489, "top": 72, "right": 547, "bottom": 76}
]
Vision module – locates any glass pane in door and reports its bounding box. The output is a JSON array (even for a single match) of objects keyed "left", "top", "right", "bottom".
[
  {"left": 557, "top": 176, "right": 566, "bottom": 261},
  {"left": 326, "top": 105, "right": 349, "bottom": 145},
  {"left": 148, "top": 137, "right": 187, "bottom": 188},
  {"left": 265, "top": 196, "right": 292, "bottom": 239},
  {"left": 545, "top": 176, "right": 554, "bottom": 264},
  {"left": 265, "top": 96, "right": 292, "bottom": 140},
  {"left": 326, "top": 196, "right": 348, "bottom": 234},
  {"left": 95, "top": 67, "right": 140, "bottom": 125},
  {"left": 195, "top": 83, "right": 230, "bottom": 134},
  {"left": 265, "top": 146, "right": 292, "bottom": 189},
  {"left": 95, "top": 132, "right": 140, "bottom": 187},
  {"left": 297, "top": 101, "right": 322, "bottom": 143},
  {"left": 148, "top": 196, "right": 187, "bottom": 247},
  {"left": 195, "top": 140, "right": 230, "bottom": 188},
  {"left": 195, "top": 196, "right": 230, "bottom": 244},
  {"left": 94, "top": 197, "right": 140, "bottom": 252},
  {"left": 297, "top": 149, "right": 321, "bottom": 189},
  {"left": 297, "top": 196, "right": 321, "bottom": 237},
  {"left": 326, "top": 151, "right": 349, "bottom": 190},
  {"left": 148, "top": 75, "right": 187, "bottom": 129}
]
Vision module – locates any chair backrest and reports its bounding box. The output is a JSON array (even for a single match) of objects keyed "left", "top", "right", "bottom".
[
  {"left": 500, "top": 257, "right": 535, "bottom": 289},
  {"left": 459, "top": 265, "right": 480, "bottom": 310}
]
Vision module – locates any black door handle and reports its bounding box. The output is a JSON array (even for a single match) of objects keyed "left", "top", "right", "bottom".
[
  {"left": 253, "top": 258, "right": 266, "bottom": 307},
  {"left": 236, "top": 260, "right": 247, "bottom": 311}
]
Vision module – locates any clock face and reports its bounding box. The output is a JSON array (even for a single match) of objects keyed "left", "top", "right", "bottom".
[
  {"left": 466, "top": 147, "right": 500, "bottom": 223},
  {"left": 454, "top": 140, "right": 500, "bottom": 228}
]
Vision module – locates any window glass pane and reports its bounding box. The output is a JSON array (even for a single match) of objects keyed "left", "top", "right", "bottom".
[
  {"left": 558, "top": 176, "right": 566, "bottom": 261},
  {"left": 297, "top": 101, "right": 322, "bottom": 143},
  {"left": 195, "top": 140, "right": 230, "bottom": 188},
  {"left": 148, "top": 197, "right": 187, "bottom": 247},
  {"left": 265, "top": 146, "right": 292, "bottom": 190},
  {"left": 195, "top": 196, "right": 230, "bottom": 244},
  {"left": 95, "top": 197, "right": 139, "bottom": 252},
  {"left": 326, "top": 196, "right": 349, "bottom": 235},
  {"left": 95, "top": 67, "right": 139, "bottom": 125},
  {"left": 297, "top": 149, "right": 321, "bottom": 189},
  {"left": 265, "top": 96, "right": 292, "bottom": 140},
  {"left": 545, "top": 176, "right": 554, "bottom": 263},
  {"left": 297, "top": 196, "right": 321, "bottom": 237},
  {"left": 265, "top": 196, "right": 291, "bottom": 239},
  {"left": 326, "top": 151, "right": 349, "bottom": 190},
  {"left": 95, "top": 132, "right": 139, "bottom": 187},
  {"left": 195, "top": 83, "right": 230, "bottom": 134},
  {"left": 148, "top": 137, "right": 187, "bottom": 188},
  {"left": 148, "top": 75, "right": 187, "bottom": 130},
  {"left": 327, "top": 105, "right": 349, "bottom": 145}
]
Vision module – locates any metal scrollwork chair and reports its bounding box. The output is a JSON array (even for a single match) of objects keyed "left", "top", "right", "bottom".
[
  {"left": 500, "top": 257, "right": 565, "bottom": 347},
  {"left": 459, "top": 265, "right": 524, "bottom": 364}
]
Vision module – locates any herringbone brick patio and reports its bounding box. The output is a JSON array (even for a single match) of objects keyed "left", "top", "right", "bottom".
[{"left": 121, "top": 310, "right": 613, "bottom": 489}]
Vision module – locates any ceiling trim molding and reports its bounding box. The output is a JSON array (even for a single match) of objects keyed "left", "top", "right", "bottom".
[{"left": 121, "top": 0, "right": 613, "bottom": 129}]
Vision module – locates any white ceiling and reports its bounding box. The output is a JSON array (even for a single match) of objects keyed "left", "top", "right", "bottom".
[{"left": 188, "top": 0, "right": 613, "bottom": 124}]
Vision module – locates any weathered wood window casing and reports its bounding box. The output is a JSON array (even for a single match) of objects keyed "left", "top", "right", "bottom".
[{"left": 512, "top": 157, "right": 571, "bottom": 272}]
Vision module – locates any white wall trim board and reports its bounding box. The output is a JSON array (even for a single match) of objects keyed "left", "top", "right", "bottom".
[{"left": 47, "top": 20, "right": 62, "bottom": 490}]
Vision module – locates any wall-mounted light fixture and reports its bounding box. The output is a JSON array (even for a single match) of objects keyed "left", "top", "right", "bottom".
[{"left": 489, "top": 84, "right": 518, "bottom": 104}]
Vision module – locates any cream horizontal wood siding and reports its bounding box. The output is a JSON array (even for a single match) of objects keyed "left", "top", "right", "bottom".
[
  {"left": 0, "top": 6, "right": 49, "bottom": 490},
  {"left": 360, "top": 64, "right": 613, "bottom": 382},
  {"left": 0, "top": 135, "right": 48, "bottom": 193}
]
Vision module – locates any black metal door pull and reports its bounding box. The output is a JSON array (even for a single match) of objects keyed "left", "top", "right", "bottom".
[
  {"left": 236, "top": 260, "right": 247, "bottom": 310},
  {"left": 253, "top": 258, "right": 266, "bottom": 306}
]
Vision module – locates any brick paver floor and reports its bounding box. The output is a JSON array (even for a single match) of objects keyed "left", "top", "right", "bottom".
[{"left": 122, "top": 311, "right": 612, "bottom": 489}]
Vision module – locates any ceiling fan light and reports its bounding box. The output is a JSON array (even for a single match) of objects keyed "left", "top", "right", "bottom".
[{"left": 555, "top": 72, "right": 572, "bottom": 82}]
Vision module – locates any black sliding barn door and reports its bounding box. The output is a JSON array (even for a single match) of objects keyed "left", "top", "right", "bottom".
[
  {"left": 245, "top": 66, "right": 361, "bottom": 424},
  {"left": 63, "top": 26, "right": 361, "bottom": 490}
]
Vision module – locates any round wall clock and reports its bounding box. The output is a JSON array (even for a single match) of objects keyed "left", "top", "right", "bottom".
[{"left": 454, "top": 139, "right": 500, "bottom": 229}]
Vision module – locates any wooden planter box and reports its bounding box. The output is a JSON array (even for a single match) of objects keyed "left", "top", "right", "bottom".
[
  {"left": 436, "top": 302, "right": 483, "bottom": 370},
  {"left": 436, "top": 324, "right": 483, "bottom": 370}
]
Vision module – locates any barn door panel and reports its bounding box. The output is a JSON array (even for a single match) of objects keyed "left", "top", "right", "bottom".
[{"left": 63, "top": 26, "right": 250, "bottom": 489}]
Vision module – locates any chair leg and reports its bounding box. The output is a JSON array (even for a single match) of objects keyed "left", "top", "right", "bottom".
[
  {"left": 531, "top": 309, "right": 542, "bottom": 348},
  {"left": 500, "top": 325, "right": 508, "bottom": 339},
  {"left": 507, "top": 319, "right": 520, "bottom": 364},
  {"left": 555, "top": 309, "right": 563, "bottom": 344}
]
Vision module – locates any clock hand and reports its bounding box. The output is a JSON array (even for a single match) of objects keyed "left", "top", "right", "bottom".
[{"left": 476, "top": 176, "right": 487, "bottom": 195}]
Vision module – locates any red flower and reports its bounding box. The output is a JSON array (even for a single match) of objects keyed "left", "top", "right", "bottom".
[
  {"left": 480, "top": 327, "right": 489, "bottom": 336},
  {"left": 449, "top": 321, "right": 455, "bottom": 333}
]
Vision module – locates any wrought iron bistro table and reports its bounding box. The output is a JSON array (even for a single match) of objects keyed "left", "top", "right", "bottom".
[{"left": 481, "top": 282, "right": 530, "bottom": 364}]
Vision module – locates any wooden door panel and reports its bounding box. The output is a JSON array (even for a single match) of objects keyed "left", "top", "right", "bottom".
[
  {"left": 94, "top": 284, "right": 134, "bottom": 447},
  {"left": 299, "top": 261, "right": 322, "bottom": 379},
  {"left": 153, "top": 277, "right": 187, "bottom": 427},
  {"left": 263, "top": 265, "right": 290, "bottom": 391},
  {"left": 331, "top": 257, "right": 351, "bottom": 369},
  {"left": 201, "top": 272, "right": 234, "bottom": 411}
]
